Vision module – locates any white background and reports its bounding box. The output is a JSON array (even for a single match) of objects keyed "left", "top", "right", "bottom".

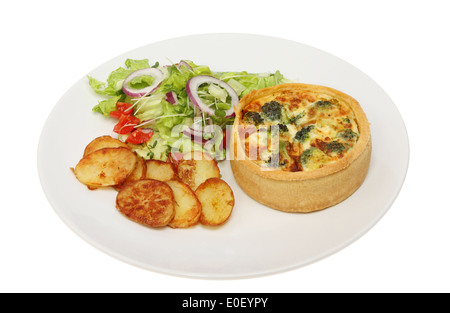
[{"left": 1, "top": 0, "right": 449, "bottom": 293}]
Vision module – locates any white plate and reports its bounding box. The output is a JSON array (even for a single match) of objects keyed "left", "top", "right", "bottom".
[{"left": 37, "top": 33, "right": 409, "bottom": 279}]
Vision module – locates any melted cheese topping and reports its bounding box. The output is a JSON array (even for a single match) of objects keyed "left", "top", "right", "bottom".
[{"left": 240, "top": 90, "right": 359, "bottom": 171}]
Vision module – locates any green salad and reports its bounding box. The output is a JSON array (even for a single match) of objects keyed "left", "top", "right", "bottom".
[{"left": 88, "top": 59, "right": 291, "bottom": 161}]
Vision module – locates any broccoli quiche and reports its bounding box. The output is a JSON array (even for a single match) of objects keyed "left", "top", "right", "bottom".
[{"left": 230, "top": 83, "right": 371, "bottom": 213}]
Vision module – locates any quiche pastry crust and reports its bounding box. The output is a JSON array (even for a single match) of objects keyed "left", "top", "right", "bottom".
[{"left": 230, "top": 83, "right": 371, "bottom": 213}]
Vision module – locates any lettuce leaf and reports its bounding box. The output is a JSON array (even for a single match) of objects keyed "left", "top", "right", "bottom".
[
  {"left": 220, "top": 70, "right": 290, "bottom": 96},
  {"left": 88, "top": 59, "right": 152, "bottom": 96},
  {"left": 92, "top": 95, "right": 122, "bottom": 116}
]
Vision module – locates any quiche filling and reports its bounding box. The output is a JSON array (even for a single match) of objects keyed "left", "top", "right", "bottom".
[{"left": 239, "top": 90, "right": 360, "bottom": 171}]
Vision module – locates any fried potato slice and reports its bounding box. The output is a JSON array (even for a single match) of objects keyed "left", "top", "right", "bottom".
[
  {"left": 74, "top": 147, "right": 137, "bottom": 188},
  {"left": 166, "top": 180, "right": 202, "bottom": 229},
  {"left": 195, "top": 178, "right": 235, "bottom": 226},
  {"left": 177, "top": 157, "right": 220, "bottom": 191},
  {"left": 144, "top": 160, "right": 177, "bottom": 181},
  {"left": 114, "top": 156, "right": 147, "bottom": 190},
  {"left": 83, "top": 135, "right": 130, "bottom": 157},
  {"left": 116, "top": 179, "right": 175, "bottom": 228}
]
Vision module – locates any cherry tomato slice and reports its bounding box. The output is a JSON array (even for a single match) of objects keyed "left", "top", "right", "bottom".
[
  {"left": 126, "top": 128, "right": 153, "bottom": 144},
  {"left": 113, "top": 115, "right": 140, "bottom": 134},
  {"left": 110, "top": 102, "right": 133, "bottom": 119}
]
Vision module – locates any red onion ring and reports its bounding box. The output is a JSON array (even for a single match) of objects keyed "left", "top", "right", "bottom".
[
  {"left": 185, "top": 75, "right": 237, "bottom": 117},
  {"left": 165, "top": 91, "right": 179, "bottom": 105},
  {"left": 178, "top": 60, "right": 193, "bottom": 71},
  {"left": 122, "top": 68, "right": 164, "bottom": 97},
  {"left": 140, "top": 128, "right": 154, "bottom": 134}
]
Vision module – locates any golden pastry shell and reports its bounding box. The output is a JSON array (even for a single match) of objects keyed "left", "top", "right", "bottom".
[{"left": 230, "top": 83, "right": 372, "bottom": 213}]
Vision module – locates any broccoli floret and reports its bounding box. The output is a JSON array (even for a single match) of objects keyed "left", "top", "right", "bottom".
[
  {"left": 326, "top": 141, "right": 346, "bottom": 153},
  {"left": 294, "top": 125, "right": 315, "bottom": 142},
  {"left": 300, "top": 148, "right": 315, "bottom": 165},
  {"left": 300, "top": 147, "right": 330, "bottom": 170},
  {"left": 277, "top": 123, "right": 288, "bottom": 132},
  {"left": 339, "top": 129, "right": 359, "bottom": 141},
  {"left": 243, "top": 111, "right": 263, "bottom": 125},
  {"left": 314, "top": 100, "right": 332, "bottom": 109},
  {"left": 261, "top": 101, "right": 283, "bottom": 121}
]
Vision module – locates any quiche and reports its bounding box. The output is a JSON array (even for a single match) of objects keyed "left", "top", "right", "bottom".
[{"left": 230, "top": 83, "right": 371, "bottom": 213}]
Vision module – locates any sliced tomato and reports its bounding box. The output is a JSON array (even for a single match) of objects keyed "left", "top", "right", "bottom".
[
  {"left": 113, "top": 115, "right": 140, "bottom": 134},
  {"left": 116, "top": 102, "right": 133, "bottom": 112},
  {"left": 110, "top": 102, "right": 133, "bottom": 119},
  {"left": 126, "top": 128, "right": 154, "bottom": 144},
  {"left": 109, "top": 110, "right": 123, "bottom": 119}
]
